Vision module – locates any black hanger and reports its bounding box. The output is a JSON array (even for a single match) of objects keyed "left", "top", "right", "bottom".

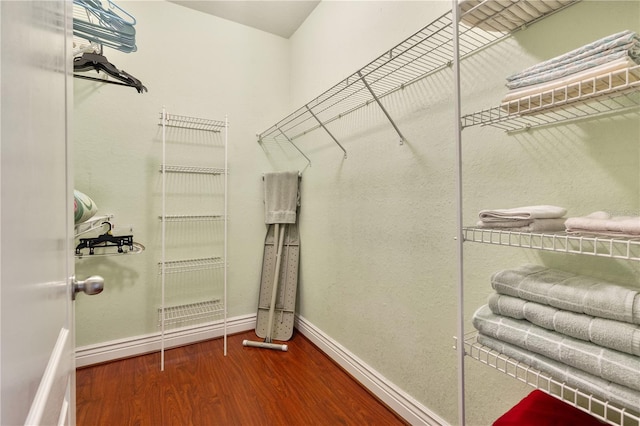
[
  {"left": 74, "top": 52, "right": 147, "bottom": 93},
  {"left": 75, "top": 222, "right": 134, "bottom": 255}
]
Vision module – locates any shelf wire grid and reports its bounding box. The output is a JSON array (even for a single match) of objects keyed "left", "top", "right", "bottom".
[
  {"left": 158, "top": 113, "right": 225, "bottom": 132},
  {"left": 159, "top": 165, "right": 226, "bottom": 175},
  {"left": 462, "top": 65, "right": 640, "bottom": 132},
  {"left": 157, "top": 299, "right": 224, "bottom": 328},
  {"left": 158, "top": 214, "right": 224, "bottom": 222},
  {"left": 158, "top": 257, "right": 225, "bottom": 274},
  {"left": 464, "top": 332, "right": 640, "bottom": 426},
  {"left": 463, "top": 228, "right": 640, "bottom": 261},
  {"left": 257, "top": 1, "right": 579, "bottom": 147}
]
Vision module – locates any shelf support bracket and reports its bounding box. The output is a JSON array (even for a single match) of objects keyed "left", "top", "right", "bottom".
[
  {"left": 357, "top": 71, "right": 407, "bottom": 145},
  {"left": 305, "top": 105, "right": 347, "bottom": 159},
  {"left": 277, "top": 127, "right": 312, "bottom": 170}
]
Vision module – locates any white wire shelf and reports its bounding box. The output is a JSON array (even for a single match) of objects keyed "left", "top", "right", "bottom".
[
  {"left": 462, "top": 227, "right": 640, "bottom": 261},
  {"left": 158, "top": 257, "right": 225, "bottom": 274},
  {"left": 257, "top": 0, "right": 578, "bottom": 158},
  {"left": 158, "top": 214, "right": 224, "bottom": 222},
  {"left": 74, "top": 214, "right": 114, "bottom": 237},
  {"left": 464, "top": 332, "right": 640, "bottom": 426},
  {"left": 462, "top": 65, "right": 640, "bottom": 132},
  {"left": 157, "top": 299, "right": 224, "bottom": 327},
  {"left": 158, "top": 113, "right": 225, "bottom": 132},
  {"left": 159, "top": 165, "right": 226, "bottom": 175}
]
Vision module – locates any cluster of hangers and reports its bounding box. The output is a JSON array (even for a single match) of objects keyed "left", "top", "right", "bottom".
[{"left": 73, "top": 0, "right": 147, "bottom": 93}]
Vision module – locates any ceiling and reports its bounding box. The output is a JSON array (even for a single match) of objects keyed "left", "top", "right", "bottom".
[{"left": 168, "top": 1, "right": 321, "bottom": 39}]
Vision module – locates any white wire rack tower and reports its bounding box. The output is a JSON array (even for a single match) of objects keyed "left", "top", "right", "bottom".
[
  {"left": 158, "top": 108, "right": 229, "bottom": 370},
  {"left": 450, "top": 1, "right": 640, "bottom": 426}
]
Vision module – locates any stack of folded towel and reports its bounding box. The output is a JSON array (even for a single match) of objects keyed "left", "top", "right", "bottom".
[
  {"left": 476, "top": 205, "right": 567, "bottom": 232},
  {"left": 565, "top": 211, "right": 640, "bottom": 238},
  {"left": 501, "top": 30, "right": 640, "bottom": 114},
  {"left": 473, "top": 263, "right": 640, "bottom": 412}
]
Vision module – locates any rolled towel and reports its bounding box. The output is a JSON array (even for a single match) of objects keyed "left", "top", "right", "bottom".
[
  {"left": 479, "top": 205, "right": 567, "bottom": 222},
  {"left": 565, "top": 211, "right": 640, "bottom": 237},
  {"left": 475, "top": 218, "right": 566, "bottom": 232},
  {"left": 473, "top": 305, "right": 640, "bottom": 391},
  {"left": 488, "top": 292, "right": 640, "bottom": 356},
  {"left": 477, "top": 333, "right": 640, "bottom": 413},
  {"left": 491, "top": 264, "right": 640, "bottom": 325}
]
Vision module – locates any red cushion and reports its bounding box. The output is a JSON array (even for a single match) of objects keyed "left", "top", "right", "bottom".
[{"left": 493, "top": 390, "right": 605, "bottom": 426}]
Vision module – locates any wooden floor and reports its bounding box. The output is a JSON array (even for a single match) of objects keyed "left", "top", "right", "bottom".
[{"left": 76, "top": 330, "right": 409, "bottom": 425}]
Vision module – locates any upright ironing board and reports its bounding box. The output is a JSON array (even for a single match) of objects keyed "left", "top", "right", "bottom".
[
  {"left": 255, "top": 222, "right": 299, "bottom": 341},
  {"left": 243, "top": 171, "right": 300, "bottom": 351}
]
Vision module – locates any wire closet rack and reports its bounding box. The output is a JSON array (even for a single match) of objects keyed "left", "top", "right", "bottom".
[
  {"left": 257, "top": 0, "right": 579, "bottom": 162},
  {"left": 463, "top": 228, "right": 640, "bottom": 262},
  {"left": 158, "top": 109, "right": 229, "bottom": 369},
  {"left": 462, "top": 64, "right": 640, "bottom": 132},
  {"left": 463, "top": 332, "right": 640, "bottom": 426}
]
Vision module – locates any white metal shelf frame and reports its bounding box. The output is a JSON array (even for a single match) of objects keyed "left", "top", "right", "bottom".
[
  {"left": 464, "top": 332, "right": 640, "bottom": 426},
  {"left": 462, "top": 65, "right": 640, "bottom": 132},
  {"left": 157, "top": 299, "right": 224, "bottom": 327},
  {"left": 159, "top": 108, "right": 229, "bottom": 368},
  {"left": 463, "top": 228, "right": 640, "bottom": 262},
  {"left": 158, "top": 257, "right": 225, "bottom": 274},
  {"left": 257, "top": 0, "right": 578, "bottom": 162},
  {"left": 453, "top": 3, "right": 639, "bottom": 425}
]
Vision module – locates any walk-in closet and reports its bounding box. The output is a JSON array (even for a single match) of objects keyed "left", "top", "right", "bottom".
[{"left": 1, "top": 0, "right": 639, "bottom": 425}]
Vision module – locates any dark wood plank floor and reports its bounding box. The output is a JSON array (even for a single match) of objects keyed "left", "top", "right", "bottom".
[{"left": 76, "top": 330, "right": 409, "bottom": 425}]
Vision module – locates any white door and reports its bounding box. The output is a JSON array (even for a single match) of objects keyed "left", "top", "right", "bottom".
[{"left": 1, "top": 1, "right": 79, "bottom": 424}]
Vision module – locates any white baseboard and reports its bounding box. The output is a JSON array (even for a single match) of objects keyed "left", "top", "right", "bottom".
[
  {"left": 75, "top": 314, "right": 256, "bottom": 368},
  {"left": 294, "top": 315, "right": 448, "bottom": 426},
  {"left": 75, "top": 313, "right": 446, "bottom": 426}
]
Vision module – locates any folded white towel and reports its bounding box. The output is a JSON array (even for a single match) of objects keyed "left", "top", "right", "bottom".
[
  {"left": 473, "top": 305, "right": 640, "bottom": 391},
  {"left": 476, "top": 218, "right": 566, "bottom": 233},
  {"left": 565, "top": 211, "right": 640, "bottom": 237},
  {"left": 264, "top": 171, "right": 299, "bottom": 224},
  {"left": 479, "top": 205, "right": 567, "bottom": 222}
]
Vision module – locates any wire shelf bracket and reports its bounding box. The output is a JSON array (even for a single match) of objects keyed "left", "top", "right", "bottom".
[{"left": 357, "top": 71, "right": 407, "bottom": 145}]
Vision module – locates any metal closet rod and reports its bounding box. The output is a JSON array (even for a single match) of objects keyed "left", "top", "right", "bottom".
[{"left": 256, "top": 10, "right": 463, "bottom": 158}]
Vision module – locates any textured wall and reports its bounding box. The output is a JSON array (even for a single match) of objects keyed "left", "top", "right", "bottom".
[
  {"left": 276, "top": 0, "right": 640, "bottom": 424},
  {"left": 74, "top": 1, "right": 289, "bottom": 344},
  {"left": 74, "top": 1, "right": 640, "bottom": 425}
]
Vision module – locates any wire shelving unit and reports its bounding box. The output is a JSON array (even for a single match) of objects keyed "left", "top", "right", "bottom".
[
  {"left": 257, "top": 0, "right": 579, "bottom": 162},
  {"left": 461, "top": 65, "right": 640, "bottom": 132},
  {"left": 158, "top": 109, "right": 229, "bottom": 369}
]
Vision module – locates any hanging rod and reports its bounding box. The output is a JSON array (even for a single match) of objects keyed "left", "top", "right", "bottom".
[{"left": 257, "top": 0, "right": 579, "bottom": 161}]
